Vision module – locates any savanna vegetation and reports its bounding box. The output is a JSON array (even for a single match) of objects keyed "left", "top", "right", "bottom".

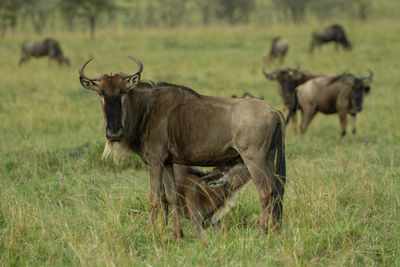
[{"left": 0, "top": 0, "right": 399, "bottom": 266}]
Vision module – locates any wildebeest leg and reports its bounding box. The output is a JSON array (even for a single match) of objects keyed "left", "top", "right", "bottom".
[
  {"left": 351, "top": 114, "right": 357, "bottom": 134},
  {"left": 162, "top": 164, "right": 183, "bottom": 239},
  {"left": 149, "top": 163, "right": 164, "bottom": 233},
  {"left": 300, "top": 107, "right": 317, "bottom": 135},
  {"left": 242, "top": 154, "right": 274, "bottom": 232},
  {"left": 291, "top": 109, "right": 297, "bottom": 135},
  {"left": 338, "top": 112, "right": 348, "bottom": 139},
  {"left": 188, "top": 208, "right": 206, "bottom": 239}
]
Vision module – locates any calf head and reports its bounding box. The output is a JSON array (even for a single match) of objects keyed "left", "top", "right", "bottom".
[
  {"left": 263, "top": 63, "right": 308, "bottom": 106},
  {"left": 79, "top": 56, "right": 143, "bottom": 141}
]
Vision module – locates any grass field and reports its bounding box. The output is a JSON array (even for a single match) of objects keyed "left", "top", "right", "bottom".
[{"left": 1, "top": 7, "right": 400, "bottom": 266}]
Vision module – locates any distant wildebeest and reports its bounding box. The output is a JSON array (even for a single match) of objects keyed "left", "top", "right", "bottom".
[
  {"left": 285, "top": 70, "right": 373, "bottom": 138},
  {"left": 262, "top": 63, "right": 320, "bottom": 134},
  {"left": 231, "top": 92, "right": 264, "bottom": 100},
  {"left": 19, "top": 38, "right": 70, "bottom": 66},
  {"left": 266, "top": 37, "right": 289, "bottom": 63},
  {"left": 169, "top": 159, "right": 251, "bottom": 238},
  {"left": 79, "top": 56, "right": 286, "bottom": 238},
  {"left": 310, "top": 24, "right": 352, "bottom": 53}
]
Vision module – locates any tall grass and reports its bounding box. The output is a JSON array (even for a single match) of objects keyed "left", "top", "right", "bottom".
[{"left": 0, "top": 13, "right": 399, "bottom": 266}]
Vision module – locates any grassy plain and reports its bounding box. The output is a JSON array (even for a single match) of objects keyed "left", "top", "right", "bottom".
[{"left": 1, "top": 7, "right": 400, "bottom": 266}]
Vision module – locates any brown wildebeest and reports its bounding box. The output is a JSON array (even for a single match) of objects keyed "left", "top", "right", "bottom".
[
  {"left": 231, "top": 92, "right": 264, "bottom": 100},
  {"left": 19, "top": 38, "right": 70, "bottom": 66},
  {"left": 310, "top": 24, "right": 352, "bottom": 53},
  {"left": 262, "top": 63, "right": 320, "bottom": 134},
  {"left": 285, "top": 70, "right": 373, "bottom": 138},
  {"left": 266, "top": 37, "right": 289, "bottom": 64},
  {"left": 79, "top": 57, "right": 286, "bottom": 239},
  {"left": 169, "top": 159, "right": 251, "bottom": 238}
]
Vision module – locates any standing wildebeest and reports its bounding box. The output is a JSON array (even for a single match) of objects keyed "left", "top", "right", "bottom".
[
  {"left": 79, "top": 56, "right": 286, "bottom": 238},
  {"left": 169, "top": 159, "right": 251, "bottom": 238},
  {"left": 286, "top": 70, "right": 373, "bottom": 138},
  {"left": 262, "top": 63, "right": 320, "bottom": 134},
  {"left": 310, "top": 24, "right": 352, "bottom": 53},
  {"left": 19, "top": 38, "right": 70, "bottom": 66},
  {"left": 266, "top": 37, "right": 289, "bottom": 63}
]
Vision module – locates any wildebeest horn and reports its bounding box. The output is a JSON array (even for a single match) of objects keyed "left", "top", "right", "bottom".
[
  {"left": 79, "top": 58, "right": 106, "bottom": 81},
  {"left": 117, "top": 56, "right": 144, "bottom": 79},
  {"left": 364, "top": 68, "right": 373, "bottom": 82},
  {"left": 294, "top": 61, "right": 300, "bottom": 70},
  {"left": 262, "top": 63, "right": 279, "bottom": 80},
  {"left": 200, "top": 173, "right": 218, "bottom": 180}
]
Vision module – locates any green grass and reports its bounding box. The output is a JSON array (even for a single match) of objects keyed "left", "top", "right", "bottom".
[{"left": 1, "top": 15, "right": 400, "bottom": 266}]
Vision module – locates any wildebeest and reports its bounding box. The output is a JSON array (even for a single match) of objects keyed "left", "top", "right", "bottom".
[
  {"left": 262, "top": 63, "right": 320, "bottom": 134},
  {"left": 310, "top": 24, "right": 352, "bottom": 53},
  {"left": 19, "top": 38, "right": 70, "bottom": 66},
  {"left": 231, "top": 92, "right": 264, "bottom": 100},
  {"left": 79, "top": 56, "right": 286, "bottom": 238},
  {"left": 285, "top": 70, "right": 373, "bottom": 137},
  {"left": 170, "top": 159, "right": 251, "bottom": 238},
  {"left": 265, "top": 37, "right": 289, "bottom": 63}
]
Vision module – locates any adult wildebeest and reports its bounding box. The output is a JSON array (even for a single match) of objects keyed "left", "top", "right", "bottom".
[
  {"left": 262, "top": 63, "right": 320, "bottom": 134},
  {"left": 285, "top": 70, "right": 373, "bottom": 138},
  {"left": 266, "top": 37, "right": 289, "bottom": 63},
  {"left": 19, "top": 38, "right": 70, "bottom": 66},
  {"left": 310, "top": 24, "right": 352, "bottom": 53},
  {"left": 79, "top": 56, "right": 286, "bottom": 238}
]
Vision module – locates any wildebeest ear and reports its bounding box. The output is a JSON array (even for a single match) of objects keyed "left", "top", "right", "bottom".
[
  {"left": 125, "top": 74, "right": 140, "bottom": 90},
  {"left": 80, "top": 77, "right": 99, "bottom": 91}
]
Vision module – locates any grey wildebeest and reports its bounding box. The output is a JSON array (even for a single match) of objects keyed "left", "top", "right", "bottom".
[
  {"left": 310, "top": 24, "right": 352, "bottom": 53},
  {"left": 79, "top": 56, "right": 286, "bottom": 238},
  {"left": 19, "top": 38, "right": 70, "bottom": 66},
  {"left": 266, "top": 37, "right": 289, "bottom": 64},
  {"left": 285, "top": 70, "right": 373, "bottom": 138},
  {"left": 262, "top": 63, "right": 320, "bottom": 134}
]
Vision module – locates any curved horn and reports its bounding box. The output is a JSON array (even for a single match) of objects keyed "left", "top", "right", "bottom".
[
  {"left": 294, "top": 61, "right": 300, "bottom": 70},
  {"left": 79, "top": 58, "right": 105, "bottom": 81},
  {"left": 117, "top": 56, "right": 144, "bottom": 79},
  {"left": 365, "top": 68, "right": 373, "bottom": 82},
  {"left": 262, "top": 63, "right": 279, "bottom": 80},
  {"left": 200, "top": 173, "right": 219, "bottom": 180}
]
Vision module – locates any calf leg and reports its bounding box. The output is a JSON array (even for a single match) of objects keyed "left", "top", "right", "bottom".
[{"left": 162, "top": 164, "right": 183, "bottom": 239}]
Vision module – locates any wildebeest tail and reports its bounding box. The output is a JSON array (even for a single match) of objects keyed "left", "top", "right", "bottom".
[
  {"left": 272, "top": 112, "right": 286, "bottom": 221},
  {"left": 285, "top": 91, "right": 298, "bottom": 125}
]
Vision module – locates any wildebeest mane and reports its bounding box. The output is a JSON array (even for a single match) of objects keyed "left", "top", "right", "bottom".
[
  {"left": 137, "top": 80, "right": 155, "bottom": 89},
  {"left": 155, "top": 81, "right": 203, "bottom": 99},
  {"left": 327, "top": 73, "right": 356, "bottom": 85}
]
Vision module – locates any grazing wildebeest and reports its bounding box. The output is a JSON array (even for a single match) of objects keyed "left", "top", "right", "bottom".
[
  {"left": 285, "top": 70, "right": 373, "bottom": 138},
  {"left": 169, "top": 159, "right": 251, "bottom": 238},
  {"left": 310, "top": 24, "right": 352, "bottom": 53},
  {"left": 79, "top": 57, "right": 286, "bottom": 238},
  {"left": 266, "top": 37, "right": 289, "bottom": 63},
  {"left": 19, "top": 38, "right": 70, "bottom": 66},
  {"left": 231, "top": 92, "right": 264, "bottom": 100},
  {"left": 262, "top": 63, "right": 320, "bottom": 134}
]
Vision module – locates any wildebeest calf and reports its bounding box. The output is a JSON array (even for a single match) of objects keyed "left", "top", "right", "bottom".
[
  {"left": 286, "top": 70, "right": 373, "bottom": 138},
  {"left": 169, "top": 159, "right": 251, "bottom": 238},
  {"left": 310, "top": 24, "right": 352, "bottom": 53},
  {"left": 19, "top": 38, "right": 70, "bottom": 66}
]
